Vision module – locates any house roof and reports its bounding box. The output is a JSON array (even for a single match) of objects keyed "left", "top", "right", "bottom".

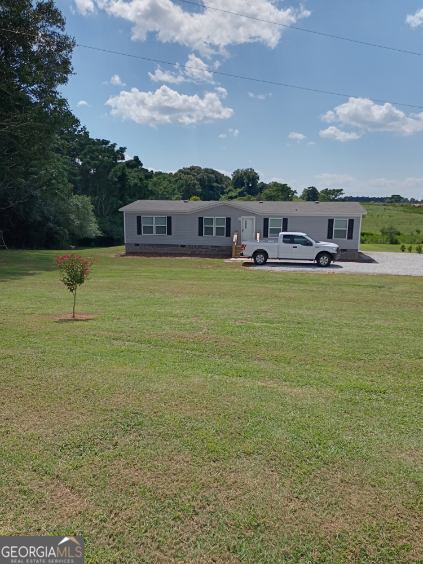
[
  {"left": 119, "top": 200, "right": 366, "bottom": 216},
  {"left": 120, "top": 200, "right": 217, "bottom": 213}
]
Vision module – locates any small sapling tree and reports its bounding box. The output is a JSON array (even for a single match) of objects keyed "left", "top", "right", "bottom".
[{"left": 56, "top": 255, "right": 93, "bottom": 318}]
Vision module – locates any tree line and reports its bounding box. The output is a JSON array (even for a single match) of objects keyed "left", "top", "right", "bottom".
[{"left": 1, "top": 1, "right": 420, "bottom": 249}]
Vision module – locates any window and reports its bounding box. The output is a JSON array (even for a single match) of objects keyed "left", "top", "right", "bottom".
[
  {"left": 292, "top": 235, "right": 313, "bottom": 246},
  {"left": 204, "top": 217, "right": 226, "bottom": 236},
  {"left": 283, "top": 234, "right": 313, "bottom": 246},
  {"left": 333, "top": 218, "right": 348, "bottom": 239},
  {"left": 142, "top": 216, "right": 167, "bottom": 235},
  {"left": 268, "top": 217, "right": 288, "bottom": 237},
  {"left": 269, "top": 218, "right": 284, "bottom": 237}
]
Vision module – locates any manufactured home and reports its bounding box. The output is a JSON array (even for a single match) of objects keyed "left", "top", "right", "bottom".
[{"left": 120, "top": 200, "right": 366, "bottom": 260}]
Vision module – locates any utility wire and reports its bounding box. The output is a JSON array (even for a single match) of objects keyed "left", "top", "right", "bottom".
[
  {"left": 77, "top": 43, "right": 423, "bottom": 110},
  {"left": 2, "top": 27, "right": 423, "bottom": 109},
  {"left": 176, "top": 0, "right": 423, "bottom": 57}
]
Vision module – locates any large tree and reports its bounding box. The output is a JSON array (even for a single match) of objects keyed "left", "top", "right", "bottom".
[
  {"left": 300, "top": 186, "right": 320, "bottom": 201},
  {"left": 145, "top": 166, "right": 230, "bottom": 202},
  {"left": 176, "top": 166, "right": 230, "bottom": 200},
  {"left": 319, "top": 188, "right": 344, "bottom": 201},
  {"left": 65, "top": 131, "right": 152, "bottom": 241},
  {"left": 6, "top": 141, "right": 100, "bottom": 248},
  {"left": 231, "top": 168, "right": 260, "bottom": 197},
  {"left": 147, "top": 172, "right": 180, "bottom": 200},
  {"left": 0, "top": 0, "right": 77, "bottom": 246},
  {"left": 260, "top": 181, "right": 296, "bottom": 201}
]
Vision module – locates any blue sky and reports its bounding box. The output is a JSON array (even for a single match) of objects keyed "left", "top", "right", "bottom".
[{"left": 58, "top": 0, "right": 423, "bottom": 198}]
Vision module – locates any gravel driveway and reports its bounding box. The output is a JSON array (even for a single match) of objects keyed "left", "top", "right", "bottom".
[{"left": 241, "top": 252, "right": 423, "bottom": 276}]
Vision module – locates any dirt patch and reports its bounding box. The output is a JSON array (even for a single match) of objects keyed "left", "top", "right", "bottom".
[{"left": 55, "top": 313, "right": 96, "bottom": 322}]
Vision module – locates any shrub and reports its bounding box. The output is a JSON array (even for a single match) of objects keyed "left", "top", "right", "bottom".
[
  {"left": 407, "top": 245, "right": 413, "bottom": 253},
  {"left": 56, "top": 254, "right": 93, "bottom": 318},
  {"left": 416, "top": 244, "right": 422, "bottom": 254},
  {"left": 400, "top": 244, "right": 406, "bottom": 252},
  {"left": 380, "top": 226, "right": 400, "bottom": 244},
  {"left": 361, "top": 232, "right": 380, "bottom": 244}
]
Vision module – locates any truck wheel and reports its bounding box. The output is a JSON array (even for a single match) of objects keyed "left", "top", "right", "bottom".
[
  {"left": 316, "top": 252, "right": 332, "bottom": 267},
  {"left": 253, "top": 250, "right": 268, "bottom": 265}
]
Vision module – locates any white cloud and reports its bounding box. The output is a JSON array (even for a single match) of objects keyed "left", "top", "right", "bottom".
[
  {"left": 218, "top": 127, "right": 239, "bottom": 139},
  {"left": 148, "top": 67, "right": 185, "bottom": 84},
  {"left": 215, "top": 86, "right": 228, "bottom": 98},
  {"left": 319, "top": 126, "right": 361, "bottom": 142},
  {"left": 248, "top": 92, "right": 272, "bottom": 101},
  {"left": 322, "top": 97, "right": 423, "bottom": 137},
  {"left": 77, "top": 100, "right": 89, "bottom": 107},
  {"left": 75, "top": 0, "right": 95, "bottom": 14},
  {"left": 288, "top": 131, "right": 306, "bottom": 142},
  {"left": 149, "top": 54, "right": 214, "bottom": 84},
  {"left": 406, "top": 8, "right": 423, "bottom": 28},
  {"left": 110, "top": 74, "right": 126, "bottom": 86},
  {"left": 313, "top": 173, "right": 423, "bottom": 199},
  {"left": 185, "top": 54, "right": 214, "bottom": 82},
  {"left": 315, "top": 173, "right": 355, "bottom": 187},
  {"left": 75, "top": 0, "right": 310, "bottom": 54},
  {"left": 106, "top": 84, "right": 233, "bottom": 125}
]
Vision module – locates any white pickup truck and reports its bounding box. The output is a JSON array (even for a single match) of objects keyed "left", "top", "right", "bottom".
[{"left": 240, "top": 232, "right": 339, "bottom": 267}]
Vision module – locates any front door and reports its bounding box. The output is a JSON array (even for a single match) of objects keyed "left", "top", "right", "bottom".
[{"left": 241, "top": 217, "right": 255, "bottom": 242}]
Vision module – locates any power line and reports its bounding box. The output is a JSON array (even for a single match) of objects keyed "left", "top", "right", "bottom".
[
  {"left": 76, "top": 43, "right": 423, "bottom": 110},
  {"left": 176, "top": 0, "right": 423, "bottom": 57},
  {"left": 2, "top": 27, "right": 423, "bottom": 109}
]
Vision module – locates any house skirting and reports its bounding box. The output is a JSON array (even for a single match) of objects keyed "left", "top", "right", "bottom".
[
  {"left": 125, "top": 243, "right": 232, "bottom": 257},
  {"left": 125, "top": 244, "right": 367, "bottom": 261}
]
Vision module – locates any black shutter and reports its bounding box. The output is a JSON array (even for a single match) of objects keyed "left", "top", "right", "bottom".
[
  {"left": 167, "top": 216, "right": 172, "bottom": 235},
  {"left": 282, "top": 217, "right": 288, "bottom": 232},
  {"left": 327, "top": 218, "right": 334, "bottom": 239},
  {"left": 198, "top": 217, "right": 204, "bottom": 236},
  {"left": 137, "top": 216, "right": 142, "bottom": 235},
  {"left": 225, "top": 217, "right": 231, "bottom": 237},
  {"left": 263, "top": 218, "right": 269, "bottom": 238},
  {"left": 347, "top": 218, "right": 354, "bottom": 240}
]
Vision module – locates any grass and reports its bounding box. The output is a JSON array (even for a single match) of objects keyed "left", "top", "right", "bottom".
[
  {"left": 361, "top": 243, "right": 423, "bottom": 253},
  {"left": 1, "top": 248, "right": 422, "bottom": 562},
  {"left": 360, "top": 244, "right": 403, "bottom": 252},
  {"left": 362, "top": 204, "right": 423, "bottom": 241}
]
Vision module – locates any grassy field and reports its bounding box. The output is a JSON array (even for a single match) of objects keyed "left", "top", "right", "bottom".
[
  {"left": 1, "top": 248, "right": 422, "bottom": 562},
  {"left": 360, "top": 244, "right": 404, "bottom": 253},
  {"left": 360, "top": 243, "right": 423, "bottom": 253},
  {"left": 362, "top": 204, "right": 423, "bottom": 242}
]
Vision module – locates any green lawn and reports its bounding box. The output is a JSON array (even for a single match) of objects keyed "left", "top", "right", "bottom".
[
  {"left": 360, "top": 244, "right": 403, "bottom": 253},
  {"left": 360, "top": 243, "right": 423, "bottom": 253},
  {"left": 1, "top": 248, "right": 422, "bottom": 562}
]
